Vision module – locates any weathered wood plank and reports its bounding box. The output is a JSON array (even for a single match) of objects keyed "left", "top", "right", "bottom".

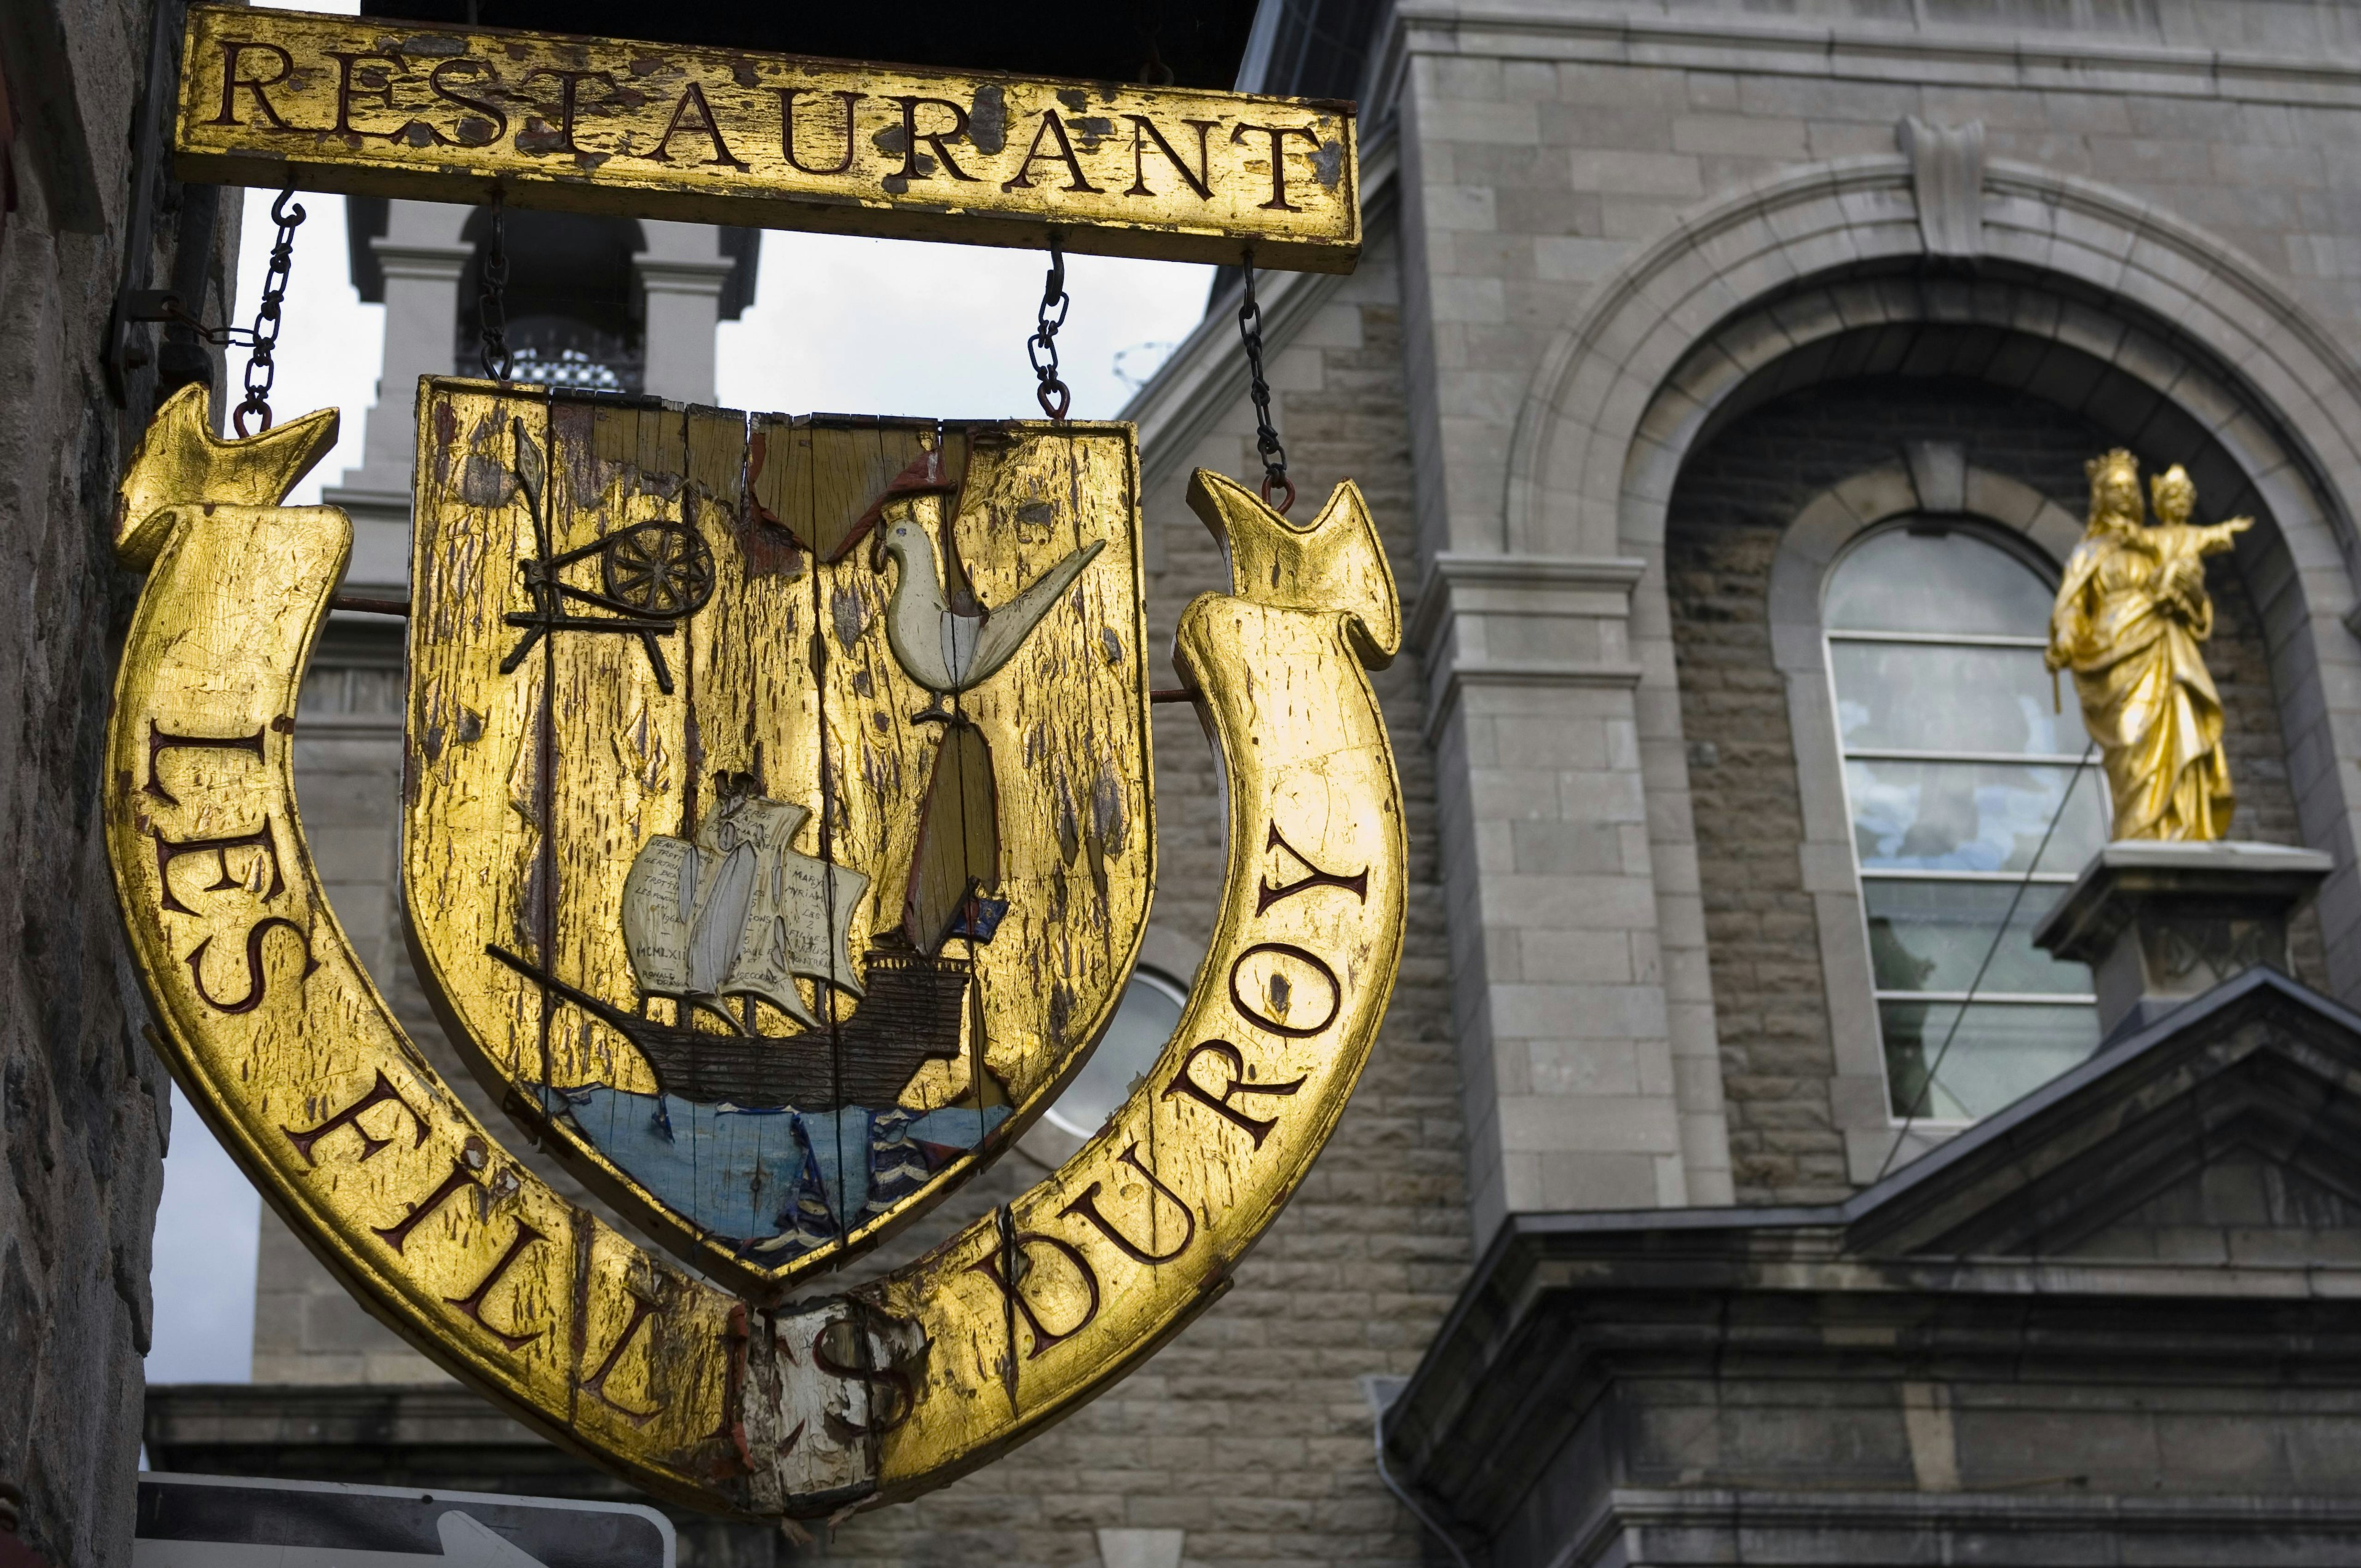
[{"left": 543, "top": 397, "right": 687, "bottom": 1095}]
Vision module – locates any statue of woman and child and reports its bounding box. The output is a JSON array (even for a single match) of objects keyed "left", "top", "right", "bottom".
[{"left": 2045, "top": 448, "right": 2250, "bottom": 843}]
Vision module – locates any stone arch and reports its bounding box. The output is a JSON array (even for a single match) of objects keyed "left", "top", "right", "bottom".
[
  {"left": 1501, "top": 153, "right": 2361, "bottom": 1058},
  {"left": 1506, "top": 154, "right": 2361, "bottom": 567}
]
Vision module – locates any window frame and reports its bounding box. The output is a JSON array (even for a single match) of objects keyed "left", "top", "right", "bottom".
[{"left": 1821, "top": 515, "right": 2105, "bottom": 1128}]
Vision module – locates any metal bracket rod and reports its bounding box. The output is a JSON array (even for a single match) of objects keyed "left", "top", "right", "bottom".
[{"left": 105, "top": 0, "right": 188, "bottom": 404}]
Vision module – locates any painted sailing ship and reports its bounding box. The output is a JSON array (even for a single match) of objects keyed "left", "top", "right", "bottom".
[{"left": 499, "top": 774, "right": 971, "bottom": 1109}]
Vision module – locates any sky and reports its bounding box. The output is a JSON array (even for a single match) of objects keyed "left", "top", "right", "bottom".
[
  {"left": 251, "top": 206, "right": 1211, "bottom": 510},
  {"left": 147, "top": 1084, "right": 261, "bottom": 1383},
  {"left": 145, "top": 0, "right": 1215, "bottom": 1385}
]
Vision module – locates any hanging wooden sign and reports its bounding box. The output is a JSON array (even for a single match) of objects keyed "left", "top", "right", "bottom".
[
  {"left": 171, "top": 4, "right": 1360, "bottom": 271},
  {"left": 105, "top": 380, "right": 1405, "bottom": 1517}
]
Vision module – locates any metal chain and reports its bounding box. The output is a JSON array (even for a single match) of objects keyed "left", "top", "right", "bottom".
[
  {"left": 1236, "top": 251, "right": 1294, "bottom": 514},
  {"left": 479, "top": 189, "right": 513, "bottom": 382},
  {"left": 1028, "top": 237, "right": 1071, "bottom": 420},
  {"left": 231, "top": 183, "right": 305, "bottom": 437}
]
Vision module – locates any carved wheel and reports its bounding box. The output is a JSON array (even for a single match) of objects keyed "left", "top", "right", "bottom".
[{"left": 600, "top": 522, "right": 713, "bottom": 617}]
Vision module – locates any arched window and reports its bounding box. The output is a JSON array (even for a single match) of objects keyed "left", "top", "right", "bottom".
[
  {"left": 1826, "top": 523, "right": 2110, "bottom": 1122},
  {"left": 1042, "top": 967, "right": 1188, "bottom": 1137}
]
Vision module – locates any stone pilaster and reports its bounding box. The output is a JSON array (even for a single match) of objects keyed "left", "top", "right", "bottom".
[
  {"left": 1412, "top": 551, "right": 1731, "bottom": 1239},
  {"left": 633, "top": 221, "right": 734, "bottom": 404},
  {"left": 321, "top": 200, "right": 471, "bottom": 596}
]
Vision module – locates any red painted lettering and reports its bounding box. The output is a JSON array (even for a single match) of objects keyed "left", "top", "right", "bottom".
[
  {"left": 372, "top": 1148, "right": 486, "bottom": 1253},
  {"left": 145, "top": 720, "right": 265, "bottom": 808},
  {"left": 185, "top": 916, "right": 316, "bottom": 1015},
  {"left": 211, "top": 41, "right": 295, "bottom": 128},
  {"left": 1229, "top": 942, "right": 1342, "bottom": 1039},
  {"left": 1232, "top": 122, "right": 1324, "bottom": 211},
  {"left": 1256, "top": 821, "right": 1369, "bottom": 914},
  {"left": 425, "top": 59, "right": 507, "bottom": 148},
  {"left": 1126, "top": 116, "right": 1216, "bottom": 200},
  {"left": 518, "top": 68, "right": 615, "bottom": 156},
  {"left": 888, "top": 97, "right": 980, "bottom": 183},
  {"left": 966, "top": 1223, "right": 1100, "bottom": 1358},
  {"left": 1001, "top": 109, "right": 1099, "bottom": 194},
  {"left": 445, "top": 1221, "right": 548, "bottom": 1351},
  {"left": 648, "top": 82, "right": 745, "bottom": 168},
  {"left": 811, "top": 1314, "right": 914, "bottom": 1435},
  {"left": 582, "top": 1292, "right": 664, "bottom": 1423},
  {"left": 779, "top": 88, "right": 862, "bottom": 175},
  {"left": 283, "top": 1071, "right": 427, "bottom": 1165},
  {"left": 1059, "top": 1142, "right": 1196, "bottom": 1264},
  {"left": 1162, "top": 1039, "right": 1305, "bottom": 1149},
  {"left": 154, "top": 820, "right": 287, "bottom": 914},
  {"left": 326, "top": 49, "right": 403, "bottom": 138}
]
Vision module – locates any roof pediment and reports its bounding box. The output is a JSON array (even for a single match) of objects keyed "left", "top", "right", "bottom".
[
  {"left": 1841, "top": 967, "right": 2361, "bottom": 1259},
  {"left": 1384, "top": 969, "right": 2361, "bottom": 1534}
]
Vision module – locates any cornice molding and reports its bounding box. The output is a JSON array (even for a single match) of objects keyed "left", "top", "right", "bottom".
[
  {"left": 1410, "top": 551, "right": 1650, "bottom": 741},
  {"left": 368, "top": 238, "right": 475, "bottom": 282},
  {"left": 632, "top": 255, "right": 738, "bottom": 294},
  {"left": 1384, "top": 966, "right": 2361, "bottom": 1529},
  {"left": 1406, "top": 550, "right": 1646, "bottom": 653},
  {"left": 1385, "top": 1, "right": 2361, "bottom": 106}
]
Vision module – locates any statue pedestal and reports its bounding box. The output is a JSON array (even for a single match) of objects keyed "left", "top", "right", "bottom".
[{"left": 2035, "top": 840, "right": 2333, "bottom": 1040}]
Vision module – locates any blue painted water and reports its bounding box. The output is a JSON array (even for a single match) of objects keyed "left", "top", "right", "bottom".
[{"left": 540, "top": 1085, "right": 1008, "bottom": 1258}]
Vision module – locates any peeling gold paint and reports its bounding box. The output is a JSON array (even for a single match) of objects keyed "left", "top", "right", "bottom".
[
  {"left": 105, "top": 383, "right": 1404, "bottom": 1519},
  {"left": 173, "top": 6, "right": 1360, "bottom": 272}
]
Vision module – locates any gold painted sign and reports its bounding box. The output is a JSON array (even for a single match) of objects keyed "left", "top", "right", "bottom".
[
  {"left": 105, "top": 380, "right": 1404, "bottom": 1516},
  {"left": 172, "top": 5, "right": 1360, "bottom": 271}
]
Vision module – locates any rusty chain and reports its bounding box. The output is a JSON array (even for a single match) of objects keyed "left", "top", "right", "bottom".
[
  {"left": 1029, "top": 237, "right": 1071, "bottom": 420},
  {"left": 479, "top": 188, "right": 513, "bottom": 382},
  {"left": 1237, "top": 250, "right": 1293, "bottom": 514},
  {"left": 231, "top": 183, "right": 304, "bottom": 437}
]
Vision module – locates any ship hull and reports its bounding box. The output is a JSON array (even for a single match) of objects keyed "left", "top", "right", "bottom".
[{"left": 489, "top": 945, "right": 971, "bottom": 1110}]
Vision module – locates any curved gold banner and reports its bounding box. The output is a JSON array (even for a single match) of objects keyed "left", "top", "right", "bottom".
[{"left": 104, "top": 385, "right": 1402, "bottom": 1517}]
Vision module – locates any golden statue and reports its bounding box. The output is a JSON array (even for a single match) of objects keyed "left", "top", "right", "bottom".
[{"left": 2046, "top": 449, "right": 2250, "bottom": 841}]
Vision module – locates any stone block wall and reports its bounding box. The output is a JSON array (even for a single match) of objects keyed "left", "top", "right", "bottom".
[
  {"left": 1390, "top": 0, "right": 2361, "bottom": 1235},
  {"left": 1666, "top": 377, "right": 2320, "bottom": 1204},
  {"left": 0, "top": 0, "right": 240, "bottom": 1558}
]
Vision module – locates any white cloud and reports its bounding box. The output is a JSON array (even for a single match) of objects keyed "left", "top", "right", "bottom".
[{"left": 718, "top": 230, "right": 1210, "bottom": 420}]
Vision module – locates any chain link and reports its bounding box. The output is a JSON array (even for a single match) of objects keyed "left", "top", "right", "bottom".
[
  {"left": 1027, "top": 237, "right": 1071, "bottom": 421},
  {"left": 479, "top": 189, "right": 513, "bottom": 382},
  {"left": 1236, "top": 251, "right": 1294, "bottom": 514},
  {"left": 231, "top": 184, "right": 305, "bottom": 437}
]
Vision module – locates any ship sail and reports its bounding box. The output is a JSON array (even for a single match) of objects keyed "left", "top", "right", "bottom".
[{"left": 622, "top": 783, "right": 868, "bottom": 1030}]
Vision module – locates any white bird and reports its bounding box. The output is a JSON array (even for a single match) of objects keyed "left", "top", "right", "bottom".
[{"left": 871, "top": 502, "right": 1104, "bottom": 719}]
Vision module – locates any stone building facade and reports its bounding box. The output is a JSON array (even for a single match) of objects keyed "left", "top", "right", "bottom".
[
  {"left": 130, "top": 1, "right": 2361, "bottom": 1567},
  {"left": 0, "top": 0, "right": 239, "bottom": 1560}
]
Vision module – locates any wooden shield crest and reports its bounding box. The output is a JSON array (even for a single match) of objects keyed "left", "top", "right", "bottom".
[{"left": 401, "top": 379, "right": 1151, "bottom": 1296}]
